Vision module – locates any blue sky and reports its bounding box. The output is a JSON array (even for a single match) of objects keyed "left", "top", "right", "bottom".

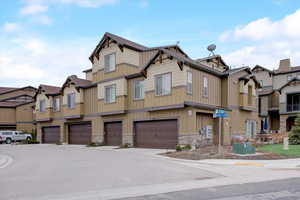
[{"left": 1, "top": 0, "right": 300, "bottom": 87}]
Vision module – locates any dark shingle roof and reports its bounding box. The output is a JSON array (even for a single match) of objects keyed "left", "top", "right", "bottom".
[
  {"left": 40, "top": 84, "right": 61, "bottom": 95},
  {"left": 0, "top": 87, "right": 19, "bottom": 94}
]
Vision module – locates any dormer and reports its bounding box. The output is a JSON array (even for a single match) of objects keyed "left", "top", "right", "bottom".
[{"left": 195, "top": 55, "right": 229, "bottom": 72}]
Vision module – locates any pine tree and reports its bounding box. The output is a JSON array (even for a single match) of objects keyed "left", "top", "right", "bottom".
[{"left": 290, "top": 113, "right": 300, "bottom": 145}]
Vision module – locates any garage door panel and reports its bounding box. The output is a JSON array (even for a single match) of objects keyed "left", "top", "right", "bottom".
[
  {"left": 105, "top": 122, "right": 122, "bottom": 146},
  {"left": 135, "top": 120, "right": 178, "bottom": 149},
  {"left": 69, "top": 123, "right": 91, "bottom": 145},
  {"left": 42, "top": 126, "right": 60, "bottom": 144}
]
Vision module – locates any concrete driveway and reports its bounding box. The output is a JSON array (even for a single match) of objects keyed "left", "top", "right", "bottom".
[{"left": 0, "top": 144, "right": 219, "bottom": 200}]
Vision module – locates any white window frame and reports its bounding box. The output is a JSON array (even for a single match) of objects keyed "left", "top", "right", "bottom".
[
  {"left": 39, "top": 100, "right": 46, "bottom": 112},
  {"left": 155, "top": 73, "right": 171, "bottom": 96},
  {"left": 105, "top": 84, "right": 116, "bottom": 103},
  {"left": 187, "top": 71, "right": 193, "bottom": 95},
  {"left": 203, "top": 76, "right": 209, "bottom": 97},
  {"left": 134, "top": 80, "right": 144, "bottom": 100},
  {"left": 287, "top": 74, "right": 293, "bottom": 81},
  {"left": 53, "top": 97, "right": 60, "bottom": 112},
  {"left": 246, "top": 120, "right": 257, "bottom": 138},
  {"left": 104, "top": 53, "right": 116, "bottom": 72},
  {"left": 67, "top": 93, "right": 75, "bottom": 109}
]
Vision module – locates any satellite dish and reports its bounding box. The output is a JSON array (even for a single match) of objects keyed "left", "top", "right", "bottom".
[{"left": 207, "top": 44, "right": 216, "bottom": 55}]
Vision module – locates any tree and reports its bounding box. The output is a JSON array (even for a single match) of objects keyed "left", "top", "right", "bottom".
[{"left": 289, "top": 114, "right": 300, "bottom": 145}]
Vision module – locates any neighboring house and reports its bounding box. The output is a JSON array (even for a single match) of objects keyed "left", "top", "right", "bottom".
[
  {"left": 0, "top": 86, "right": 37, "bottom": 132},
  {"left": 35, "top": 32, "right": 260, "bottom": 148},
  {"left": 253, "top": 58, "right": 300, "bottom": 134}
]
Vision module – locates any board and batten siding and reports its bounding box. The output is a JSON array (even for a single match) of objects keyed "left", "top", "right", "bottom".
[
  {"left": 0, "top": 108, "right": 16, "bottom": 123},
  {"left": 97, "top": 78, "right": 127, "bottom": 100},
  {"left": 84, "top": 87, "right": 97, "bottom": 115}
]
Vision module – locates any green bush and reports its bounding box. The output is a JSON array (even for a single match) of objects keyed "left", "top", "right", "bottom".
[
  {"left": 120, "top": 143, "right": 132, "bottom": 148},
  {"left": 86, "top": 142, "right": 104, "bottom": 147},
  {"left": 290, "top": 114, "right": 300, "bottom": 145},
  {"left": 183, "top": 144, "right": 192, "bottom": 150},
  {"left": 176, "top": 145, "right": 183, "bottom": 152}
]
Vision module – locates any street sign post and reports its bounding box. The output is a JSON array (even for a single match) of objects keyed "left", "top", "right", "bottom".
[{"left": 214, "top": 109, "right": 228, "bottom": 155}]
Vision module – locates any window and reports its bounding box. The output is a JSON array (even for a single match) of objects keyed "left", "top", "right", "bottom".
[
  {"left": 246, "top": 120, "right": 256, "bottom": 138},
  {"left": 155, "top": 73, "right": 171, "bottom": 96},
  {"left": 260, "top": 80, "right": 263, "bottom": 87},
  {"left": 134, "top": 80, "right": 144, "bottom": 100},
  {"left": 105, "top": 85, "right": 116, "bottom": 103},
  {"left": 104, "top": 53, "right": 116, "bottom": 72},
  {"left": 203, "top": 77, "right": 208, "bottom": 97},
  {"left": 248, "top": 85, "right": 253, "bottom": 106},
  {"left": 187, "top": 71, "right": 193, "bottom": 95},
  {"left": 67, "top": 93, "right": 75, "bottom": 109},
  {"left": 39, "top": 100, "right": 46, "bottom": 112},
  {"left": 53, "top": 97, "right": 60, "bottom": 112},
  {"left": 287, "top": 74, "right": 293, "bottom": 81},
  {"left": 297, "top": 74, "right": 300, "bottom": 80}
]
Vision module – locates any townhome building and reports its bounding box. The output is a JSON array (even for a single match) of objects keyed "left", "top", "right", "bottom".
[
  {"left": 35, "top": 32, "right": 260, "bottom": 148},
  {"left": 253, "top": 58, "right": 300, "bottom": 134},
  {"left": 0, "top": 86, "right": 37, "bottom": 132}
]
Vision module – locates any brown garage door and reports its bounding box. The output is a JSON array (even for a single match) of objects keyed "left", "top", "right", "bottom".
[
  {"left": 104, "top": 122, "right": 122, "bottom": 146},
  {"left": 69, "top": 123, "right": 91, "bottom": 145},
  {"left": 42, "top": 126, "right": 60, "bottom": 144},
  {"left": 134, "top": 120, "right": 178, "bottom": 149}
]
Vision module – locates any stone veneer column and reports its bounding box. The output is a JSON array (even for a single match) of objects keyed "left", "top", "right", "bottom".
[
  {"left": 91, "top": 117, "right": 104, "bottom": 144},
  {"left": 122, "top": 117, "right": 133, "bottom": 145},
  {"left": 279, "top": 115, "right": 288, "bottom": 133},
  {"left": 36, "top": 123, "right": 42, "bottom": 142}
]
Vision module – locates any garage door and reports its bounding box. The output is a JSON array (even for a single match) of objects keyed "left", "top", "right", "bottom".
[
  {"left": 134, "top": 120, "right": 178, "bottom": 149},
  {"left": 42, "top": 126, "right": 60, "bottom": 144},
  {"left": 104, "top": 122, "right": 122, "bottom": 146},
  {"left": 69, "top": 123, "right": 91, "bottom": 145}
]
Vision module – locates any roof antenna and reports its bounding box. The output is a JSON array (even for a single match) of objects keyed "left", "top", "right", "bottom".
[{"left": 207, "top": 44, "right": 216, "bottom": 56}]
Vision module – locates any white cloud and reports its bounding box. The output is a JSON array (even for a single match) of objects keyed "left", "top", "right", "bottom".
[
  {"left": 220, "top": 9, "right": 300, "bottom": 69},
  {"left": 0, "top": 35, "right": 94, "bottom": 87},
  {"left": 2, "top": 23, "right": 20, "bottom": 32},
  {"left": 34, "top": 15, "right": 52, "bottom": 25},
  {"left": 20, "top": 4, "right": 48, "bottom": 16},
  {"left": 22, "top": 0, "right": 119, "bottom": 8},
  {"left": 139, "top": 0, "right": 148, "bottom": 8}
]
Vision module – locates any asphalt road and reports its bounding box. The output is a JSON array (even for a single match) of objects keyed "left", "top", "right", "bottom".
[
  {"left": 0, "top": 144, "right": 219, "bottom": 200},
  {"left": 120, "top": 177, "right": 300, "bottom": 200}
]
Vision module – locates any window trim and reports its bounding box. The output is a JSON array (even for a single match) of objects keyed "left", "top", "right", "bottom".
[
  {"left": 287, "top": 74, "right": 293, "bottom": 81},
  {"left": 155, "top": 72, "right": 172, "bottom": 96},
  {"left": 53, "top": 97, "right": 60, "bottom": 112},
  {"left": 39, "top": 99, "right": 46, "bottom": 112},
  {"left": 133, "top": 79, "right": 145, "bottom": 100},
  {"left": 67, "top": 93, "right": 76, "bottom": 109},
  {"left": 104, "top": 53, "right": 116, "bottom": 73},
  {"left": 187, "top": 71, "right": 193, "bottom": 95},
  {"left": 203, "top": 76, "right": 209, "bottom": 98},
  {"left": 104, "top": 84, "right": 117, "bottom": 104}
]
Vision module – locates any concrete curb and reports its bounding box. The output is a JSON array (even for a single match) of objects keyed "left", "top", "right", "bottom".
[{"left": 0, "top": 155, "right": 13, "bottom": 169}]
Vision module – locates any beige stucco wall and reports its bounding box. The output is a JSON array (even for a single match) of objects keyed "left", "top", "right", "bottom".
[
  {"left": 144, "top": 59, "right": 187, "bottom": 92},
  {"left": 273, "top": 74, "right": 296, "bottom": 90},
  {"left": 92, "top": 43, "right": 140, "bottom": 73},
  {"left": 62, "top": 85, "right": 83, "bottom": 105},
  {"left": 97, "top": 78, "right": 127, "bottom": 99},
  {"left": 253, "top": 70, "right": 272, "bottom": 87},
  {"left": 36, "top": 93, "right": 51, "bottom": 111}
]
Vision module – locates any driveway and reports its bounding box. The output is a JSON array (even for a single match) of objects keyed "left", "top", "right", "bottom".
[{"left": 0, "top": 144, "right": 219, "bottom": 200}]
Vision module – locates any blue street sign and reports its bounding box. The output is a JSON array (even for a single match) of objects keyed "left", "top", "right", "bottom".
[{"left": 214, "top": 109, "right": 228, "bottom": 118}]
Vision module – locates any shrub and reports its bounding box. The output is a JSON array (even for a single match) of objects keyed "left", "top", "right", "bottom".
[
  {"left": 86, "top": 142, "right": 104, "bottom": 147},
  {"left": 183, "top": 144, "right": 192, "bottom": 150},
  {"left": 290, "top": 114, "right": 300, "bottom": 145},
  {"left": 56, "top": 141, "right": 63, "bottom": 145},
  {"left": 176, "top": 145, "right": 183, "bottom": 152},
  {"left": 120, "top": 143, "right": 132, "bottom": 148}
]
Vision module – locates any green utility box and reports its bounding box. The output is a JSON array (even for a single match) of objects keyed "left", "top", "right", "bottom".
[{"left": 232, "top": 143, "right": 256, "bottom": 154}]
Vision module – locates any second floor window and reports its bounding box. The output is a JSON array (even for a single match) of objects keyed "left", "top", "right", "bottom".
[
  {"left": 104, "top": 53, "right": 116, "bottom": 72},
  {"left": 105, "top": 85, "right": 116, "bottom": 103},
  {"left": 203, "top": 77, "right": 208, "bottom": 97},
  {"left": 155, "top": 73, "right": 171, "bottom": 96},
  {"left": 134, "top": 80, "right": 144, "bottom": 100},
  {"left": 248, "top": 85, "right": 253, "bottom": 106},
  {"left": 39, "top": 100, "right": 46, "bottom": 112},
  {"left": 53, "top": 97, "right": 60, "bottom": 111},
  {"left": 187, "top": 71, "right": 193, "bottom": 95},
  {"left": 67, "top": 93, "right": 75, "bottom": 109}
]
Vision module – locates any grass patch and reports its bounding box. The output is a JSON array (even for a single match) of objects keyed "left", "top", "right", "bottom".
[{"left": 258, "top": 144, "right": 300, "bottom": 157}]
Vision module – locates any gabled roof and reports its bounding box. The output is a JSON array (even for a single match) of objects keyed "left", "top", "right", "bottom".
[
  {"left": 89, "top": 32, "right": 149, "bottom": 62},
  {"left": 273, "top": 66, "right": 300, "bottom": 75},
  {"left": 195, "top": 54, "right": 228, "bottom": 68},
  {"left": 278, "top": 77, "right": 300, "bottom": 92},
  {"left": 61, "top": 75, "right": 92, "bottom": 91},
  {"left": 0, "top": 86, "right": 36, "bottom": 95},
  {"left": 239, "top": 74, "right": 262, "bottom": 88},
  {"left": 83, "top": 68, "right": 92, "bottom": 73},
  {"left": 226, "top": 66, "right": 251, "bottom": 75},
  {"left": 146, "top": 45, "right": 189, "bottom": 58},
  {"left": 252, "top": 65, "right": 273, "bottom": 73},
  {"left": 140, "top": 48, "right": 224, "bottom": 77},
  {"left": 258, "top": 86, "right": 274, "bottom": 96},
  {"left": 38, "top": 84, "right": 61, "bottom": 96}
]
